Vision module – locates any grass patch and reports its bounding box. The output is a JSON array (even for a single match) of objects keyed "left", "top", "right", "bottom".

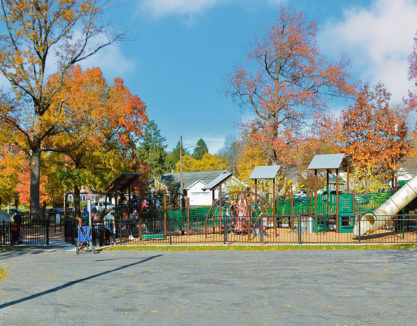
[
  {"left": 0, "top": 268, "right": 7, "bottom": 283},
  {"left": 102, "top": 243, "right": 417, "bottom": 252}
]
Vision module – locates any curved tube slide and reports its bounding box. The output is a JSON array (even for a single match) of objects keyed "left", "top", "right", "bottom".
[{"left": 354, "top": 176, "right": 417, "bottom": 236}]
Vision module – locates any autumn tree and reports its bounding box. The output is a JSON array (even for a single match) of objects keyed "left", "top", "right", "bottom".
[
  {"left": 0, "top": 0, "right": 120, "bottom": 214},
  {"left": 136, "top": 120, "right": 169, "bottom": 178},
  {"left": 44, "top": 66, "right": 147, "bottom": 215},
  {"left": 0, "top": 139, "right": 23, "bottom": 208},
  {"left": 407, "top": 31, "right": 417, "bottom": 111},
  {"left": 228, "top": 8, "right": 355, "bottom": 169},
  {"left": 175, "top": 153, "right": 227, "bottom": 172},
  {"left": 340, "top": 84, "right": 411, "bottom": 181},
  {"left": 192, "top": 139, "right": 209, "bottom": 160}
]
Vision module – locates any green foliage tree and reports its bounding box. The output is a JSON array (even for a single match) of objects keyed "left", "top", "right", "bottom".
[
  {"left": 136, "top": 121, "right": 169, "bottom": 177},
  {"left": 170, "top": 141, "right": 190, "bottom": 165},
  {"left": 192, "top": 139, "right": 209, "bottom": 160}
]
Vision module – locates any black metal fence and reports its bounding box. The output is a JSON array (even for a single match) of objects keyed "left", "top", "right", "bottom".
[
  {"left": 62, "top": 213, "right": 417, "bottom": 246},
  {"left": 0, "top": 219, "right": 50, "bottom": 246}
]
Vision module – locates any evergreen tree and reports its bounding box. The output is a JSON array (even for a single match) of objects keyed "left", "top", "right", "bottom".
[
  {"left": 136, "top": 121, "right": 169, "bottom": 177},
  {"left": 192, "top": 139, "right": 209, "bottom": 160},
  {"left": 170, "top": 140, "right": 190, "bottom": 165}
]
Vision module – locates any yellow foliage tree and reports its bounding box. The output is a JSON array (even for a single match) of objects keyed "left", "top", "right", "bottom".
[
  {"left": 175, "top": 153, "right": 227, "bottom": 172},
  {"left": 0, "top": 0, "right": 120, "bottom": 213}
]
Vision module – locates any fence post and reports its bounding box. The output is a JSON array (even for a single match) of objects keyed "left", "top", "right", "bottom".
[
  {"left": 358, "top": 214, "right": 361, "bottom": 244},
  {"left": 298, "top": 215, "right": 302, "bottom": 244},
  {"left": 223, "top": 214, "right": 227, "bottom": 245},
  {"left": 119, "top": 214, "right": 122, "bottom": 245},
  {"left": 46, "top": 218, "right": 49, "bottom": 246},
  {"left": 260, "top": 217, "right": 264, "bottom": 244}
]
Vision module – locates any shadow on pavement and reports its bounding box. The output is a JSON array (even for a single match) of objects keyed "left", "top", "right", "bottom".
[
  {"left": 0, "top": 247, "right": 49, "bottom": 259},
  {"left": 0, "top": 254, "right": 162, "bottom": 309}
]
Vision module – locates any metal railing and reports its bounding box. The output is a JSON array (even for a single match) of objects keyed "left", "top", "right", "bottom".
[
  {"left": 0, "top": 219, "right": 50, "bottom": 246},
  {"left": 72, "top": 213, "right": 417, "bottom": 246}
]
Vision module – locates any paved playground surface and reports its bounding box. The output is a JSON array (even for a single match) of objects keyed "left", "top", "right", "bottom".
[{"left": 1, "top": 248, "right": 416, "bottom": 326}]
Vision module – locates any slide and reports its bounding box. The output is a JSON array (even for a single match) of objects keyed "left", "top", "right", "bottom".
[{"left": 354, "top": 175, "right": 417, "bottom": 236}]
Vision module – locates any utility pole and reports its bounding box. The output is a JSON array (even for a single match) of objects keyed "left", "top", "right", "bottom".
[{"left": 180, "top": 136, "right": 184, "bottom": 208}]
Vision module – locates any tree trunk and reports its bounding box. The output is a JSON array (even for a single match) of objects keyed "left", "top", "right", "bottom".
[
  {"left": 74, "top": 185, "right": 81, "bottom": 218},
  {"left": 30, "top": 147, "right": 41, "bottom": 214}
]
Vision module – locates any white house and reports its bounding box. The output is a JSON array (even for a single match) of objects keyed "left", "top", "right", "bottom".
[{"left": 160, "top": 170, "right": 242, "bottom": 207}]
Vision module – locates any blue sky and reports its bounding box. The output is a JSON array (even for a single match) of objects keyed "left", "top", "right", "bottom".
[{"left": 81, "top": 0, "right": 417, "bottom": 153}]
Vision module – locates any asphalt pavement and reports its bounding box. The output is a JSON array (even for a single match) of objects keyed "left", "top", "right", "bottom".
[{"left": 1, "top": 248, "right": 417, "bottom": 326}]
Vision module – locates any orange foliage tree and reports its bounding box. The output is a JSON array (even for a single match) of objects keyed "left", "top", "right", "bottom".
[
  {"left": 16, "top": 161, "right": 51, "bottom": 207},
  {"left": 0, "top": 1, "right": 120, "bottom": 213},
  {"left": 340, "top": 84, "right": 411, "bottom": 181},
  {"left": 44, "top": 66, "right": 148, "bottom": 214},
  {"left": 407, "top": 32, "right": 417, "bottom": 111},
  {"left": 228, "top": 8, "right": 355, "bottom": 168}
]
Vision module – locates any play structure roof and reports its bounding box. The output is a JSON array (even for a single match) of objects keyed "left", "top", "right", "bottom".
[
  {"left": 201, "top": 171, "right": 233, "bottom": 191},
  {"left": 307, "top": 154, "right": 354, "bottom": 172},
  {"left": 105, "top": 173, "right": 141, "bottom": 192},
  {"left": 249, "top": 165, "right": 281, "bottom": 179}
]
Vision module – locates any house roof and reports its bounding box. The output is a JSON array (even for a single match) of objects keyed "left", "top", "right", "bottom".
[
  {"left": 161, "top": 170, "right": 229, "bottom": 190},
  {"left": 201, "top": 171, "right": 233, "bottom": 191},
  {"left": 307, "top": 154, "right": 354, "bottom": 172},
  {"left": 249, "top": 165, "right": 281, "bottom": 179},
  {"left": 105, "top": 173, "right": 141, "bottom": 192}
]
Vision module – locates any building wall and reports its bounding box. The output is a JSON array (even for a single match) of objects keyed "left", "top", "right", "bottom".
[{"left": 188, "top": 181, "right": 212, "bottom": 206}]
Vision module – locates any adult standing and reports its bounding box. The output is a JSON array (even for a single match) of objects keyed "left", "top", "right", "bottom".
[{"left": 103, "top": 209, "right": 115, "bottom": 245}]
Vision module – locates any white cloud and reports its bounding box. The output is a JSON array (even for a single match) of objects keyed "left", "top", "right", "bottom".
[
  {"left": 320, "top": 0, "right": 417, "bottom": 103},
  {"left": 139, "top": 0, "right": 221, "bottom": 18},
  {"left": 138, "top": 0, "right": 287, "bottom": 18},
  {"left": 80, "top": 44, "right": 136, "bottom": 78}
]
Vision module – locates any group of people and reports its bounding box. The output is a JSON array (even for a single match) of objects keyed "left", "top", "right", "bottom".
[{"left": 89, "top": 208, "right": 140, "bottom": 245}]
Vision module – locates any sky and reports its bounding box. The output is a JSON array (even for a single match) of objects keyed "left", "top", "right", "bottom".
[{"left": 80, "top": 0, "right": 417, "bottom": 153}]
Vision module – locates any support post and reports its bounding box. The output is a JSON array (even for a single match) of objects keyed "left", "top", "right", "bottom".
[
  {"left": 180, "top": 136, "right": 184, "bottom": 209},
  {"left": 139, "top": 199, "right": 143, "bottom": 240},
  {"left": 219, "top": 183, "right": 223, "bottom": 233},
  {"left": 46, "top": 218, "right": 49, "bottom": 246},
  {"left": 326, "top": 169, "right": 330, "bottom": 215},
  {"left": 336, "top": 169, "right": 339, "bottom": 233},
  {"left": 272, "top": 178, "right": 277, "bottom": 237},
  {"left": 163, "top": 197, "right": 167, "bottom": 236},
  {"left": 290, "top": 190, "right": 294, "bottom": 230},
  {"left": 224, "top": 214, "right": 227, "bottom": 244},
  {"left": 314, "top": 169, "right": 318, "bottom": 234},
  {"left": 248, "top": 194, "right": 252, "bottom": 242},
  {"left": 347, "top": 165, "right": 350, "bottom": 193},
  {"left": 186, "top": 197, "right": 190, "bottom": 235}
]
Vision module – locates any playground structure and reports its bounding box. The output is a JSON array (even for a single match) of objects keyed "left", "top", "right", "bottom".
[
  {"left": 354, "top": 174, "right": 417, "bottom": 236},
  {"left": 59, "top": 155, "right": 417, "bottom": 246}
]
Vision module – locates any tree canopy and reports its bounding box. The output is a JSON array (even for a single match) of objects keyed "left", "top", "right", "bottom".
[
  {"left": 340, "top": 83, "right": 411, "bottom": 181},
  {"left": 228, "top": 8, "right": 355, "bottom": 168},
  {"left": 136, "top": 120, "right": 169, "bottom": 178},
  {"left": 192, "top": 139, "right": 209, "bottom": 160},
  {"left": 0, "top": 0, "right": 119, "bottom": 213}
]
